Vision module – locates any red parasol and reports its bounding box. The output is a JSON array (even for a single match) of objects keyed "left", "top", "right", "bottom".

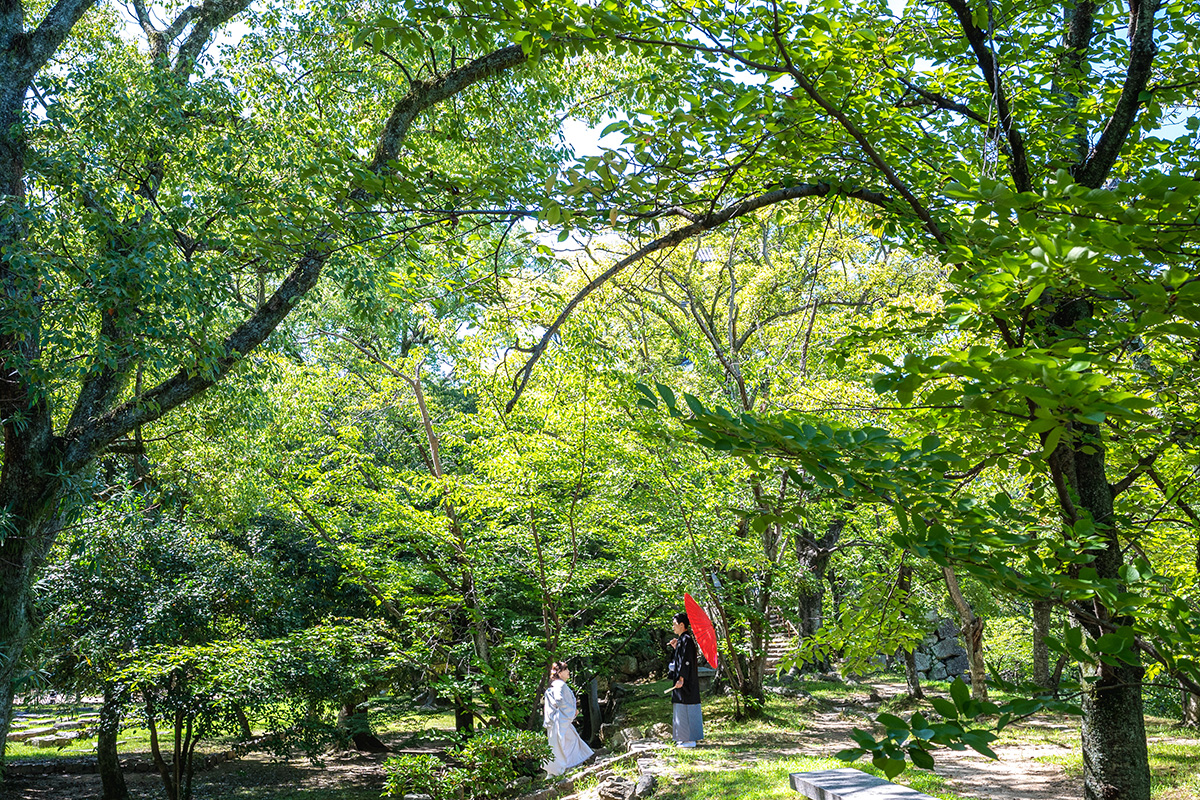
[{"left": 684, "top": 593, "right": 718, "bottom": 670}]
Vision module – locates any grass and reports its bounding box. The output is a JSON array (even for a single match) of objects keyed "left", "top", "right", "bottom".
[
  {"left": 652, "top": 753, "right": 975, "bottom": 800},
  {"left": 6, "top": 696, "right": 455, "bottom": 763},
  {"left": 616, "top": 679, "right": 973, "bottom": 800},
  {"left": 1035, "top": 726, "right": 1200, "bottom": 800},
  {"left": 6, "top": 723, "right": 246, "bottom": 761},
  {"left": 367, "top": 698, "right": 456, "bottom": 740}
]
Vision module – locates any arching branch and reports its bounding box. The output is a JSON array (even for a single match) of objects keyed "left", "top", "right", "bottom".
[{"left": 504, "top": 182, "right": 891, "bottom": 412}]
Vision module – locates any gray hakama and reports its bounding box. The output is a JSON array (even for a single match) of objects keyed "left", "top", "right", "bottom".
[
  {"left": 672, "top": 702, "right": 704, "bottom": 743},
  {"left": 668, "top": 630, "right": 704, "bottom": 743}
]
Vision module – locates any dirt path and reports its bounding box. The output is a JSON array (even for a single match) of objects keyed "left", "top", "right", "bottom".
[{"left": 775, "top": 681, "right": 1083, "bottom": 800}]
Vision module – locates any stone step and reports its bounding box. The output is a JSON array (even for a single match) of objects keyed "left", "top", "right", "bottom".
[{"left": 10, "top": 727, "right": 57, "bottom": 742}]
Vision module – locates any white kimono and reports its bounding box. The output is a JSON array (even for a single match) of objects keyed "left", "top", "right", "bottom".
[{"left": 542, "top": 679, "right": 594, "bottom": 776}]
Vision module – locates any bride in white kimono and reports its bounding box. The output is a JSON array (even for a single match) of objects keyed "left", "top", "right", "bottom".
[{"left": 542, "top": 662, "right": 594, "bottom": 776}]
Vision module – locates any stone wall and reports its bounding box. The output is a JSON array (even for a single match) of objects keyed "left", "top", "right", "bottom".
[{"left": 905, "top": 619, "right": 969, "bottom": 682}]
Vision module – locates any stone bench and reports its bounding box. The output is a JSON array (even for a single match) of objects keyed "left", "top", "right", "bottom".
[{"left": 790, "top": 768, "right": 935, "bottom": 800}]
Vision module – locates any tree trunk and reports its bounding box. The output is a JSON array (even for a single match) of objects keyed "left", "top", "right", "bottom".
[
  {"left": 98, "top": 683, "right": 130, "bottom": 800},
  {"left": 0, "top": 490, "right": 63, "bottom": 766},
  {"left": 338, "top": 691, "right": 389, "bottom": 753},
  {"left": 1059, "top": 425, "right": 1151, "bottom": 800},
  {"left": 232, "top": 705, "right": 253, "bottom": 740},
  {"left": 1080, "top": 661, "right": 1150, "bottom": 800},
  {"left": 1182, "top": 682, "right": 1200, "bottom": 728},
  {"left": 586, "top": 677, "right": 601, "bottom": 745},
  {"left": 0, "top": 676, "right": 13, "bottom": 772},
  {"left": 795, "top": 518, "right": 845, "bottom": 672},
  {"left": 902, "top": 649, "right": 924, "bottom": 700},
  {"left": 1032, "top": 599, "right": 1053, "bottom": 689},
  {"left": 742, "top": 603, "right": 768, "bottom": 711},
  {"left": 145, "top": 692, "right": 179, "bottom": 800},
  {"left": 897, "top": 563, "right": 923, "bottom": 700},
  {"left": 941, "top": 565, "right": 987, "bottom": 701}
]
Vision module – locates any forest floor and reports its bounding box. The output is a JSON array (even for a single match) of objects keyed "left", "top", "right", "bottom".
[{"left": 3, "top": 677, "right": 1199, "bottom": 800}]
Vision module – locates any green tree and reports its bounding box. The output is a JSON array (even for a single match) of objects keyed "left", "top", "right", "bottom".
[
  {"left": 480, "top": 0, "right": 1200, "bottom": 794},
  {"left": 0, "top": 0, "right": 601, "bottom": 762}
]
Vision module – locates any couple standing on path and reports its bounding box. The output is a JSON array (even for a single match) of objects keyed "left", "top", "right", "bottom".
[{"left": 542, "top": 611, "right": 705, "bottom": 775}]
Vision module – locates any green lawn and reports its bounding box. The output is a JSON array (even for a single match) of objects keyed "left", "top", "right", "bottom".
[
  {"left": 1034, "top": 723, "right": 1200, "bottom": 800},
  {"left": 654, "top": 753, "right": 974, "bottom": 800},
  {"left": 5, "top": 697, "right": 454, "bottom": 763}
]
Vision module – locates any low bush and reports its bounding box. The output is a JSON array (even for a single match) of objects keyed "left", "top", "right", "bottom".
[{"left": 383, "top": 728, "right": 552, "bottom": 799}]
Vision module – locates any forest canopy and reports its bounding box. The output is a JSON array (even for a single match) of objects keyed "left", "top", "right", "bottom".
[{"left": 2, "top": 0, "right": 1200, "bottom": 798}]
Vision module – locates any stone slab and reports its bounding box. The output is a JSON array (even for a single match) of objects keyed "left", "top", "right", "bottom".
[
  {"left": 790, "top": 768, "right": 936, "bottom": 800},
  {"left": 10, "top": 727, "right": 57, "bottom": 742},
  {"left": 30, "top": 734, "right": 78, "bottom": 748}
]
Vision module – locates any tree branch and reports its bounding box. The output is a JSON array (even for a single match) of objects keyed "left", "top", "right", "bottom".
[
  {"left": 1072, "top": 0, "right": 1162, "bottom": 188},
  {"left": 62, "top": 44, "right": 530, "bottom": 470},
  {"left": 504, "top": 181, "right": 891, "bottom": 412},
  {"left": 943, "top": 0, "right": 1033, "bottom": 193},
  {"left": 21, "top": 0, "right": 97, "bottom": 86},
  {"left": 895, "top": 76, "right": 988, "bottom": 124},
  {"left": 172, "top": 0, "right": 252, "bottom": 79}
]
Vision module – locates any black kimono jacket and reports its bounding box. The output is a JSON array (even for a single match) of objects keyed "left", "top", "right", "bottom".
[{"left": 667, "top": 630, "right": 701, "bottom": 705}]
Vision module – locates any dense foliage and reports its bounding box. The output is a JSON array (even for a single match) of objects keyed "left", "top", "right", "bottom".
[{"left": 3, "top": 0, "right": 1199, "bottom": 799}]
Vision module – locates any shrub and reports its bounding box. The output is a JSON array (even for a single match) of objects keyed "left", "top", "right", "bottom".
[
  {"left": 382, "top": 728, "right": 553, "bottom": 799},
  {"left": 383, "top": 754, "right": 445, "bottom": 799}
]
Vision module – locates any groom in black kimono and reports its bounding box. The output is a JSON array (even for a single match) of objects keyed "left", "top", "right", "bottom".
[{"left": 667, "top": 611, "right": 703, "bottom": 747}]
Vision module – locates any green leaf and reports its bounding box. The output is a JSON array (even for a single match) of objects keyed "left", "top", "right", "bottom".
[
  {"left": 949, "top": 678, "right": 970, "bottom": 711},
  {"left": 909, "top": 747, "right": 935, "bottom": 769},
  {"left": 929, "top": 696, "right": 958, "bottom": 719},
  {"left": 655, "top": 382, "right": 677, "bottom": 410}
]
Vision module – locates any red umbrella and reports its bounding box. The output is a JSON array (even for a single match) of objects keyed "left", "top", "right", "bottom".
[{"left": 684, "top": 593, "right": 718, "bottom": 670}]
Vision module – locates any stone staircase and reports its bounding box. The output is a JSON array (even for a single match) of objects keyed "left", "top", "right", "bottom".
[{"left": 765, "top": 608, "right": 797, "bottom": 670}]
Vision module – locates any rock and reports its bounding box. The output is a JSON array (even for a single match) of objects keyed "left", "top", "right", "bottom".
[
  {"left": 943, "top": 654, "right": 969, "bottom": 677},
  {"left": 913, "top": 652, "right": 931, "bottom": 672},
  {"left": 649, "top": 722, "right": 672, "bottom": 740},
  {"left": 30, "top": 733, "right": 77, "bottom": 748},
  {"left": 54, "top": 720, "right": 86, "bottom": 730},
  {"left": 9, "top": 726, "right": 57, "bottom": 742},
  {"left": 598, "top": 776, "right": 636, "bottom": 800},
  {"left": 634, "top": 773, "right": 658, "bottom": 798},
  {"left": 697, "top": 665, "right": 717, "bottom": 692},
  {"left": 610, "top": 726, "right": 645, "bottom": 751},
  {"left": 932, "top": 637, "right": 966, "bottom": 659},
  {"left": 619, "top": 656, "right": 639, "bottom": 676},
  {"left": 930, "top": 662, "right": 948, "bottom": 682},
  {"left": 935, "top": 619, "right": 958, "bottom": 640},
  {"left": 815, "top": 673, "right": 841, "bottom": 684},
  {"left": 601, "top": 723, "right": 620, "bottom": 743}
]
